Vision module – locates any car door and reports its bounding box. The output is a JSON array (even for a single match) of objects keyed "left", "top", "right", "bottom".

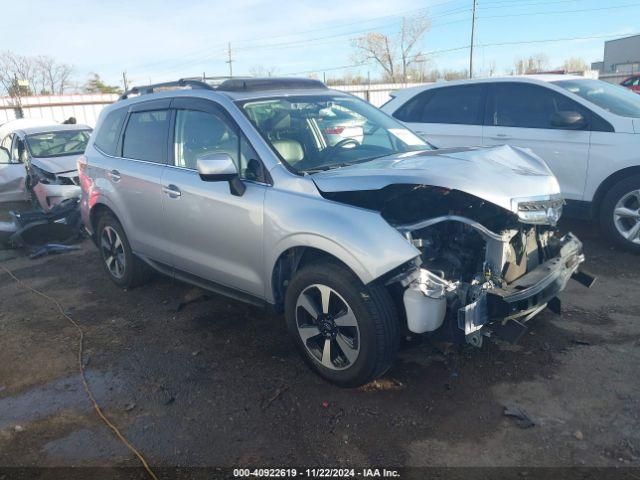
[
  {"left": 161, "top": 97, "right": 267, "bottom": 299},
  {"left": 0, "top": 133, "right": 28, "bottom": 202},
  {"left": 392, "top": 84, "right": 485, "bottom": 148},
  {"left": 109, "top": 100, "right": 172, "bottom": 263},
  {"left": 482, "top": 82, "right": 591, "bottom": 201}
]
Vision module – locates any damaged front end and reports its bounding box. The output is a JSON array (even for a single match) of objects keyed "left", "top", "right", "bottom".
[
  {"left": 394, "top": 208, "right": 590, "bottom": 347},
  {"left": 312, "top": 145, "right": 595, "bottom": 347},
  {"left": 323, "top": 183, "right": 593, "bottom": 347},
  {"left": 29, "top": 164, "right": 81, "bottom": 212}
]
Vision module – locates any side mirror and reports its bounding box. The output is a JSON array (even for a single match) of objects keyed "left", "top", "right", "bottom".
[
  {"left": 0, "top": 147, "right": 9, "bottom": 164},
  {"left": 550, "top": 111, "right": 587, "bottom": 130},
  {"left": 196, "top": 153, "right": 246, "bottom": 196}
]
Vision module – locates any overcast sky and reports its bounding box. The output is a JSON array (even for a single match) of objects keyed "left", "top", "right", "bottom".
[{"left": 3, "top": 0, "right": 638, "bottom": 89}]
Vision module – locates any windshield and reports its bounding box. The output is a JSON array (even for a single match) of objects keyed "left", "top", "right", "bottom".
[
  {"left": 239, "top": 95, "right": 430, "bottom": 173},
  {"left": 26, "top": 130, "right": 91, "bottom": 158},
  {"left": 553, "top": 79, "right": 640, "bottom": 118}
]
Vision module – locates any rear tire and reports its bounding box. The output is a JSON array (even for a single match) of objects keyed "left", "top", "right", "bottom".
[
  {"left": 96, "top": 213, "right": 152, "bottom": 288},
  {"left": 284, "top": 261, "right": 399, "bottom": 387},
  {"left": 599, "top": 175, "right": 640, "bottom": 254}
]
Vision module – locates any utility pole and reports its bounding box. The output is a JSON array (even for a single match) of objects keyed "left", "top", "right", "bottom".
[
  {"left": 226, "top": 42, "right": 233, "bottom": 77},
  {"left": 469, "top": 0, "right": 477, "bottom": 78},
  {"left": 122, "top": 71, "right": 129, "bottom": 91}
]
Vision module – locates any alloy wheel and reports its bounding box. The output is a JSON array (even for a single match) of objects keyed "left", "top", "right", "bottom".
[
  {"left": 295, "top": 284, "right": 360, "bottom": 371},
  {"left": 100, "top": 226, "right": 126, "bottom": 279},
  {"left": 613, "top": 189, "right": 640, "bottom": 245}
]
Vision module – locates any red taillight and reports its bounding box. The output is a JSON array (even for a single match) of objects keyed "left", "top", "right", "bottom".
[{"left": 323, "top": 126, "right": 345, "bottom": 135}]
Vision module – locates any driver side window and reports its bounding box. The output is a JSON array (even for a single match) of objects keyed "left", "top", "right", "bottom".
[{"left": 173, "top": 109, "right": 266, "bottom": 182}]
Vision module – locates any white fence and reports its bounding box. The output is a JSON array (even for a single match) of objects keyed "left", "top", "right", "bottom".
[
  {"left": 0, "top": 93, "right": 119, "bottom": 127},
  {"left": 0, "top": 83, "right": 425, "bottom": 128},
  {"left": 331, "top": 82, "right": 430, "bottom": 107}
]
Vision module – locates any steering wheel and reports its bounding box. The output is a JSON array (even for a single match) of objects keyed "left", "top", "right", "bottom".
[
  {"left": 316, "top": 137, "right": 359, "bottom": 163},
  {"left": 332, "top": 137, "right": 359, "bottom": 150}
]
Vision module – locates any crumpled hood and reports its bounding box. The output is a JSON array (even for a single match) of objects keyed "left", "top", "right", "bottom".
[
  {"left": 31, "top": 154, "right": 80, "bottom": 175},
  {"left": 311, "top": 145, "right": 561, "bottom": 213}
]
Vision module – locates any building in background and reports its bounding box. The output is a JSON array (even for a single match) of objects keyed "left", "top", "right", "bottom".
[{"left": 593, "top": 34, "right": 640, "bottom": 74}]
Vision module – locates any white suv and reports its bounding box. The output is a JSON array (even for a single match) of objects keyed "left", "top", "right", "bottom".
[{"left": 382, "top": 75, "right": 640, "bottom": 252}]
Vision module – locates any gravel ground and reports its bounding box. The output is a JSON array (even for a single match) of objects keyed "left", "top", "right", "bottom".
[{"left": 0, "top": 201, "right": 639, "bottom": 479}]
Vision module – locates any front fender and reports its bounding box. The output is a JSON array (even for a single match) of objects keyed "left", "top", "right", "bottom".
[{"left": 264, "top": 187, "right": 420, "bottom": 303}]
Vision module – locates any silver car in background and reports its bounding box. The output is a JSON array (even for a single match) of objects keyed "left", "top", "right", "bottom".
[
  {"left": 80, "top": 78, "right": 593, "bottom": 387},
  {"left": 0, "top": 124, "right": 91, "bottom": 210}
]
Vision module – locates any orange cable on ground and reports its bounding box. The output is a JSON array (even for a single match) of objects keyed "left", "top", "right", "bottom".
[{"left": 0, "top": 264, "right": 159, "bottom": 480}]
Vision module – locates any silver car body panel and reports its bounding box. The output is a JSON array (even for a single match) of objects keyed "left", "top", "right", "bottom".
[
  {"left": 311, "top": 145, "right": 561, "bottom": 214},
  {"left": 161, "top": 164, "right": 268, "bottom": 297},
  {"left": 262, "top": 170, "right": 420, "bottom": 302},
  {"left": 0, "top": 163, "right": 28, "bottom": 202}
]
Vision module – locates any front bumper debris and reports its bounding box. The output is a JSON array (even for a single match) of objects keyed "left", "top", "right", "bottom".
[
  {"left": 458, "top": 232, "right": 593, "bottom": 345},
  {"left": 32, "top": 182, "right": 81, "bottom": 212}
]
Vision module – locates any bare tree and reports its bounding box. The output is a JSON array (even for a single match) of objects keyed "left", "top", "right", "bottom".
[
  {"left": 488, "top": 60, "right": 497, "bottom": 77},
  {"left": 0, "top": 51, "right": 74, "bottom": 97},
  {"left": 0, "top": 52, "right": 35, "bottom": 97},
  {"left": 249, "top": 65, "right": 279, "bottom": 77},
  {"left": 513, "top": 53, "right": 550, "bottom": 75},
  {"left": 563, "top": 57, "right": 588, "bottom": 73},
  {"left": 35, "top": 55, "right": 73, "bottom": 94},
  {"left": 352, "top": 15, "right": 430, "bottom": 83}
]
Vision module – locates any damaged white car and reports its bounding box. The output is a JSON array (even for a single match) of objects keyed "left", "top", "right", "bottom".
[
  {"left": 81, "top": 78, "right": 593, "bottom": 387},
  {"left": 0, "top": 124, "right": 91, "bottom": 211}
]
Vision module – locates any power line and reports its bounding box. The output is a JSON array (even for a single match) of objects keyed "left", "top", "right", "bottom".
[
  {"left": 128, "top": 2, "right": 473, "bottom": 72},
  {"left": 282, "top": 30, "right": 640, "bottom": 77},
  {"left": 282, "top": 45, "right": 471, "bottom": 75},
  {"left": 479, "top": 2, "right": 640, "bottom": 19},
  {"left": 478, "top": 31, "right": 640, "bottom": 48},
  {"left": 478, "top": 0, "right": 583, "bottom": 7},
  {"left": 128, "top": 1, "right": 640, "bottom": 78},
  {"left": 130, "top": 11, "right": 474, "bottom": 75}
]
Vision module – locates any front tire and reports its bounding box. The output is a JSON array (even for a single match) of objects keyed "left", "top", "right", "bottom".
[
  {"left": 599, "top": 175, "right": 640, "bottom": 253},
  {"left": 96, "top": 213, "right": 151, "bottom": 288},
  {"left": 284, "top": 261, "right": 399, "bottom": 387}
]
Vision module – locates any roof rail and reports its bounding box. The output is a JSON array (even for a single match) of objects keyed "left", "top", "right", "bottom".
[
  {"left": 119, "top": 78, "right": 214, "bottom": 100},
  {"left": 216, "top": 77, "right": 327, "bottom": 92}
]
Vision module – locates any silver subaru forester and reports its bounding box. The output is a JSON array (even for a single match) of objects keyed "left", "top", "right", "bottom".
[{"left": 79, "top": 78, "right": 592, "bottom": 387}]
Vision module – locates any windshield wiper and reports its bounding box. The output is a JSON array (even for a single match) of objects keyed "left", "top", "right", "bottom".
[
  {"left": 301, "top": 163, "right": 352, "bottom": 174},
  {"left": 301, "top": 154, "right": 396, "bottom": 174}
]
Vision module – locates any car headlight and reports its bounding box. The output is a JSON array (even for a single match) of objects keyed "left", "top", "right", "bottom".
[
  {"left": 511, "top": 195, "right": 564, "bottom": 225},
  {"left": 31, "top": 164, "right": 58, "bottom": 184}
]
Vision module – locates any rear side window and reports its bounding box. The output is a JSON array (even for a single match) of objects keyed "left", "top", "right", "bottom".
[
  {"left": 394, "top": 85, "right": 484, "bottom": 125},
  {"left": 487, "top": 83, "right": 602, "bottom": 130},
  {"left": 94, "top": 108, "right": 127, "bottom": 155},
  {"left": 122, "top": 110, "right": 170, "bottom": 162}
]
